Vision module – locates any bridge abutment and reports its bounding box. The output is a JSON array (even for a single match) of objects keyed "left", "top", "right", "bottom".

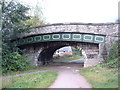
[
  {"left": 84, "top": 52, "right": 99, "bottom": 67},
  {"left": 80, "top": 44, "right": 99, "bottom": 67}
]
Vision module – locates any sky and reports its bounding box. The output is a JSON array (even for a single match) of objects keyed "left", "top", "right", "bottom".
[{"left": 18, "top": 0, "right": 119, "bottom": 24}]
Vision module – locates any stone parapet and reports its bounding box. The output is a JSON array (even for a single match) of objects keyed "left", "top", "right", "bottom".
[{"left": 15, "top": 23, "right": 118, "bottom": 39}]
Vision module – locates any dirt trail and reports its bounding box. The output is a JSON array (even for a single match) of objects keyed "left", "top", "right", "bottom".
[{"left": 48, "top": 63, "right": 92, "bottom": 88}]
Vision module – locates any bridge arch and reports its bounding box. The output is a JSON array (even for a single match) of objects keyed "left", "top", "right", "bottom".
[
  {"left": 37, "top": 44, "right": 67, "bottom": 66},
  {"left": 14, "top": 23, "right": 118, "bottom": 67},
  {"left": 21, "top": 41, "right": 100, "bottom": 67}
]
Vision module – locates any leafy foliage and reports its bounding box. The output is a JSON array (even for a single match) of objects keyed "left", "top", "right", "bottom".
[
  {"left": 1, "top": 0, "right": 47, "bottom": 74},
  {"left": 100, "top": 40, "right": 120, "bottom": 68},
  {"left": 99, "top": 58, "right": 118, "bottom": 68},
  {"left": 23, "top": 0, "right": 46, "bottom": 27},
  {"left": 24, "top": 16, "right": 45, "bottom": 27},
  {"left": 2, "top": 52, "right": 31, "bottom": 73},
  {"left": 108, "top": 40, "right": 120, "bottom": 61},
  {"left": 72, "top": 47, "right": 82, "bottom": 56},
  {"left": 1, "top": 0, "right": 32, "bottom": 73},
  {"left": 1, "top": 0, "right": 31, "bottom": 40}
]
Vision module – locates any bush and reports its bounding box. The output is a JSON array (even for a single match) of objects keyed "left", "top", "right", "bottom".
[
  {"left": 2, "top": 52, "right": 31, "bottom": 73},
  {"left": 104, "top": 40, "right": 120, "bottom": 68},
  {"left": 108, "top": 41, "right": 120, "bottom": 61},
  {"left": 99, "top": 58, "right": 118, "bottom": 68}
]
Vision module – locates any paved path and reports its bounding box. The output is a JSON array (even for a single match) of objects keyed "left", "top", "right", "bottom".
[
  {"left": 67, "top": 58, "right": 84, "bottom": 63},
  {"left": 49, "top": 63, "right": 92, "bottom": 88},
  {"left": 54, "top": 58, "right": 84, "bottom": 64},
  {"left": 1, "top": 63, "right": 92, "bottom": 88}
]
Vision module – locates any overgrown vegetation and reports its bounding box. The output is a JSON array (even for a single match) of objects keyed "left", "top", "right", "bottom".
[
  {"left": 80, "top": 41, "right": 119, "bottom": 88},
  {"left": 80, "top": 65, "right": 118, "bottom": 88},
  {"left": 2, "top": 71, "right": 57, "bottom": 88},
  {"left": 2, "top": 52, "right": 30, "bottom": 73},
  {"left": 1, "top": 0, "right": 45, "bottom": 74},
  {"left": 104, "top": 40, "right": 120, "bottom": 68},
  {"left": 72, "top": 47, "right": 82, "bottom": 56},
  {"left": 24, "top": 0, "right": 46, "bottom": 27},
  {"left": 107, "top": 40, "right": 120, "bottom": 68},
  {"left": 1, "top": 0, "right": 31, "bottom": 74}
]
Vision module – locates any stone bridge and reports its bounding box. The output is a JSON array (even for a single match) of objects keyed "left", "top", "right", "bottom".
[{"left": 12, "top": 23, "right": 119, "bottom": 67}]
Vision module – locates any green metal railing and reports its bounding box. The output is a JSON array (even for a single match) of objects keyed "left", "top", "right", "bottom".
[{"left": 13, "top": 32, "right": 106, "bottom": 46}]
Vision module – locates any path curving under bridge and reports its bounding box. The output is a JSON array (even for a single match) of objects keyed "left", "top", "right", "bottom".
[
  {"left": 49, "top": 63, "right": 92, "bottom": 88},
  {"left": 2, "top": 63, "right": 92, "bottom": 88}
]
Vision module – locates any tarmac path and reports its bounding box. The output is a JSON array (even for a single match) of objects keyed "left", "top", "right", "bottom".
[
  {"left": 48, "top": 63, "right": 92, "bottom": 88},
  {"left": 1, "top": 62, "right": 92, "bottom": 88}
]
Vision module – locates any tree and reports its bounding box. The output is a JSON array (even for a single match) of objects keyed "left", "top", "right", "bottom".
[
  {"left": 1, "top": 0, "right": 31, "bottom": 41},
  {"left": 1, "top": 0, "right": 46, "bottom": 73},
  {"left": 24, "top": 0, "right": 46, "bottom": 27},
  {"left": 1, "top": 0, "right": 32, "bottom": 73},
  {"left": 24, "top": 16, "right": 45, "bottom": 27}
]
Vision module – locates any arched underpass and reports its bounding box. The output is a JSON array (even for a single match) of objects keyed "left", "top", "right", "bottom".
[
  {"left": 38, "top": 44, "right": 68, "bottom": 65},
  {"left": 20, "top": 41, "right": 100, "bottom": 67}
]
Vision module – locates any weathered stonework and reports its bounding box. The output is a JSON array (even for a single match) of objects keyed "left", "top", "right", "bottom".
[
  {"left": 17, "top": 23, "right": 119, "bottom": 67},
  {"left": 17, "top": 23, "right": 118, "bottom": 38},
  {"left": 21, "top": 42, "right": 99, "bottom": 67}
]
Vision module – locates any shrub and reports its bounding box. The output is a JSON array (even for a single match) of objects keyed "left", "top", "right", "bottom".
[
  {"left": 99, "top": 58, "right": 118, "bottom": 68},
  {"left": 108, "top": 41, "right": 120, "bottom": 61},
  {"left": 105, "top": 40, "right": 120, "bottom": 68},
  {"left": 2, "top": 52, "right": 31, "bottom": 73}
]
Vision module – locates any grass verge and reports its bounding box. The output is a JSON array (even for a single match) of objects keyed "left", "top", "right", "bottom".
[
  {"left": 80, "top": 63, "right": 118, "bottom": 88},
  {"left": 54, "top": 55, "right": 83, "bottom": 62},
  {"left": 2, "top": 71, "right": 57, "bottom": 88},
  {"left": 2, "top": 66, "right": 46, "bottom": 76}
]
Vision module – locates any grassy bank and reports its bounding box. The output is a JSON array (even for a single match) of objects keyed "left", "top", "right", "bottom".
[
  {"left": 2, "top": 71, "right": 57, "bottom": 88},
  {"left": 54, "top": 55, "right": 83, "bottom": 62},
  {"left": 2, "top": 66, "right": 46, "bottom": 76},
  {"left": 80, "top": 59, "right": 118, "bottom": 88}
]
